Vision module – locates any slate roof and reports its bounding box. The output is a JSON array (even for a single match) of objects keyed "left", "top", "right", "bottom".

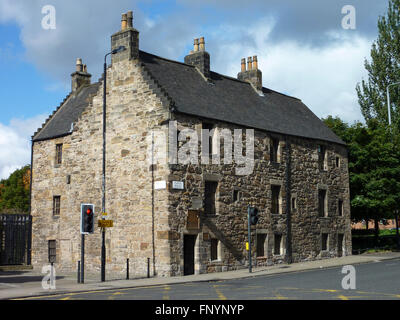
[
  {"left": 140, "top": 51, "right": 345, "bottom": 145},
  {"left": 33, "top": 83, "right": 101, "bottom": 142},
  {"left": 33, "top": 50, "right": 344, "bottom": 145}
]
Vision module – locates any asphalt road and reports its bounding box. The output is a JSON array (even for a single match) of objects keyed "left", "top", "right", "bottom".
[{"left": 16, "top": 259, "right": 400, "bottom": 300}]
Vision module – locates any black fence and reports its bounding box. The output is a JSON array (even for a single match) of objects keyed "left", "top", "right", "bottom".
[{"left": 0, "top": 214, "right": 32, "bottom": 266}]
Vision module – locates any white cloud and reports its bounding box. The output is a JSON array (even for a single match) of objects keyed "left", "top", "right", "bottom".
[
  {"left": 209, "top": 19, "right": 371, "bottom": 123},
  {"left": 0, "top": 0, "right": 373, "bottom": 124},
  {"left": 0, "top": 115, "right": 46, "bottom": 180}
]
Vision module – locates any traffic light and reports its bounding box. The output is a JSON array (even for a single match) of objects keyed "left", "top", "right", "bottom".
[
  {"left": 249, "top": 207, "right": 259, "bottom": 225},
  {"left": 81, "top": 204, "right": 95, "bottom": 234}
]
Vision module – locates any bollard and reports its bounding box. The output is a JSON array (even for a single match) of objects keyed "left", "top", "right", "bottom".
[
  {"left": 126, "top": 258, "right": 129, "bottom": 280},
  {"left": 77, "top": 261, "right": 81, "bottom": 283},
  {"left": 147, "top": 258, "right": 150, "bottom": 278}
]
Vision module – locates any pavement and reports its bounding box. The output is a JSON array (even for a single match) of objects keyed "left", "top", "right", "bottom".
[{"left": 1, "top": 251, "right": 400, "bottom": 300}]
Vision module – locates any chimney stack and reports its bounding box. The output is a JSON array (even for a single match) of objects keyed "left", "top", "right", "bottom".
[
  {"left": 71, "top": 58, "right": 91, "bottom": 92},
  {"left": 237, "top": 55, "right": 262, "bottom": 92},
  {"left": 184, "top": 36, "right": 211, "bottom": 78},
  {"left": 111, "top": 11, "right": 139, "bottom": 63}
]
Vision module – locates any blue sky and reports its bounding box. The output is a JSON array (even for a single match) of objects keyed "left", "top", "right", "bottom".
[{"left": 0, "top": 0, "right": 390, "bottom": 179}]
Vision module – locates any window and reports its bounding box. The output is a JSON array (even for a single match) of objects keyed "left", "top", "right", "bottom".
[
  {"left": 256, "top": 234, "right": 267, "bottom": 257},
  {"left": 53, "top": 196, "right": 61, "bottom": 216},
  {"left": 270, "top": 138, "right": 279, "bottom": 163},
  {"left": 48, "top": 240, "right": 56, "bottom": 263},
  {"left": 335, "top": 156, "right": 340, "bottom": 168},
  {"left": 274, "top": 234, "right": 283, "bottom": 256},
  {"left": 233, "top": 189, "right": 240, "bottom": 202},
  {"left": 318, "top": 145, "right": 326, "bottom": 170},
  {"left": 204, "top": 181, "right": 218, "bottom": 215},
  {"left": 318, "top": 189, "right": 327, "bottom": 217},
  {"left": 202, "top": 123, "right": 214, "bottom": 156},
  {"left": 211, "top": 239, "right": 219, "bottom": 261},
  {"left": 55, "top": 144, "right": 63, "bottom": 165},
  {"left": 321, "top": 233, "right": 329, "bottom": 251},
  {"left": 271, "top": 185, "right": 281, "bottom": 214},
  {"left": 291, "top": 197, "right": 297, "bottom": 211},
  {"left": 338, "top": 199, "right": 343, "bottom": 217}
]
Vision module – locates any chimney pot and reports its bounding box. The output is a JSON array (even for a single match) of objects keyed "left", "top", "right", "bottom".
[
  {"left": 194, "top": 38, "right": 199, "bottom": 52},
  {"left": 71, "top": 59, "right": 91, "bottom": 92},
  {"left": 121, "top": 13, "right": 127, "bottom": 30},
  {"left": 76, "top": 58, "right": 83, "bottom": 72},
  {"left": 252, "top": 55, "right": 258, "bottom": 70},
  {"left": 199, "top": 37, "right": 205, "bottom": 51},
  {"left": 126, "top": 11, "right": 133, "bottom": 28},
  {"left": 247, "top": 57, "right": 253, "bottom": 71},
  {"left": 241, "top": 58, "right": 246, "bottom": 72}
]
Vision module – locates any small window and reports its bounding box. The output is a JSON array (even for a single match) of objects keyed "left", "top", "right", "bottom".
[
  {"left": 335, "top": 156, "right": 340, "bottom": 168},
  {"left": 291, "top": 197, "right": 297, "bottom": 211},
  {"left": 274, "top": 234, "right": 283, "bottom": 256},
  {"left": 318, "top": 145, "right": 326, "bottom": 170},
  {"left": 211, "top": 239, "right": 219, "bottom": 261},
  {"left": 270, "top": 138, "right": 279, "bottom": 163},
  {"left": 233, "top": 189, "right": 240, "bottom": 202},
  {"left": 48, "top": 240, "right": 56, "bottom": 263},
  {"left": 204, "top": 181, "right": 218, "bottom": 215},
  {"left": 318, "top": 189, "right": 327, "bottom": 217},
  {"left": 53, "top": 196, "right": 61, "bottom": 216},
  {"left": 202, "top": 123, "right": 214, "bottom": 156},
  {"left": 321, "top": 233, "right": 329, "bottom": 251},
  {"left": 271, "top": 185, "right": 281, "bottom": 214},
  {"left": 338, "top": 199, "right": 343, "bottom": 217},
  {"left": 55, "top": 144, "right": 63, "bottom": 165},
  {"left": 256, "top": 234, "right": 267, "bottom": 257}
]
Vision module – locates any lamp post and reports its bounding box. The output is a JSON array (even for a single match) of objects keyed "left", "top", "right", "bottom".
[
  {"left": 101, "top": 46, "right": 126, "bottom": 282},
  {"left": 386, "top": 82, "right": 400, "bottom": 250}
]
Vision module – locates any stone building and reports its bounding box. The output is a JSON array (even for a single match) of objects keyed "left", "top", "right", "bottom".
[{"left": 30, "top": 11, "right": 351, "bottom": 278}]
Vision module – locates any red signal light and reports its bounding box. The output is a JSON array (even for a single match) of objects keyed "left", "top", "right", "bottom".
[{"left": 86, "top": 208, "right": 92, "bottom": 215}]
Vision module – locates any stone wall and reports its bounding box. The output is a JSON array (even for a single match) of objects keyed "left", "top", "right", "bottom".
[
  {"left": 31, "top": 55, "right": 351, "bottom": 279},
  {"left": 31, "top": 57, "right": 173, "bottom": 279},
  {"left": 165, "top": 113, "right": 352, "bottom": 276}
]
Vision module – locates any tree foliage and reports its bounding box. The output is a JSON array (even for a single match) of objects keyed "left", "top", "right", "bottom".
[
  {"left": 0, "top": 165, "right": 31, "bottom": 214},
  {"left": 356, "top": 0, "right": 400, "bottom": 129},
  {"left": 323, "top": 116, "right": 400, "bottom": 226}
]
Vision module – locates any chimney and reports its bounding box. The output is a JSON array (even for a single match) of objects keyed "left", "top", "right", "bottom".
[
  {"left": 184, "top": 37, "right": 210, "bottom": 78},
  {"left": 111, "top": 11, "right": 139, "bottom": 63},
  {"left": 71, "top": 58, "right": 91, "bottom": 92},
  {"left": 237, "top": 55, "right": 262, "bottom": 92}
]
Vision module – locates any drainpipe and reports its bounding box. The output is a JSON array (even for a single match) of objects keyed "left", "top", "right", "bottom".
[{"left": 285, "top": 138, "right": 292, "bottom": 264}]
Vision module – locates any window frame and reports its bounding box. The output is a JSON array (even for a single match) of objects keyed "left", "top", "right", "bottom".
[
  {"left": 55, "top": 143, "right": 63, "bottom": 166},
  {"left": 53, "top": 196, "right": 61, "bottom": 216}
]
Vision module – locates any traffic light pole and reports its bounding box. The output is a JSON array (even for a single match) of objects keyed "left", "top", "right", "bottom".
[
  {"left": 247, "top": 205, "right": 252, "bottom": 273},
  {"left": 81, "top": 234, "right": 85, "bottom": 283}
]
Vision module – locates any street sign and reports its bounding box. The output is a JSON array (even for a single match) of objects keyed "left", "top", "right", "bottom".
[
  {"left": 98, "top": 220, "right": 114, "bottom": 228},
  {"left": 172, "top": 181, "right": 184, "bottom": 190}
]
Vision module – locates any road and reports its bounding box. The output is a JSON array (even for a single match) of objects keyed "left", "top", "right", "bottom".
[{"left": 15, "top": 259, "right": 400, "bottom": 300}]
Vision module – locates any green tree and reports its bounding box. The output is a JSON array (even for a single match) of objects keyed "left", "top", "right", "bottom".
[
  {"left": 323, "top": 117, "right": 400, "bottom": 242},
  {"left": 0, "top": 165, "right": 31, "bottom": 214},
  {"left": 356, "top": 0, "right": 400, "bottom": 129}
]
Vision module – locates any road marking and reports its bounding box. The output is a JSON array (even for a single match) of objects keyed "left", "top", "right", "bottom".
[
  {"left": 213, "top": 286, "right": 227, "bottom": 300},
  {"left": 162, "top": 285, "right": 170, "bottom": 300},
  {"left": 337, "top": 295, "right": 350, "bottom": 300}
]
